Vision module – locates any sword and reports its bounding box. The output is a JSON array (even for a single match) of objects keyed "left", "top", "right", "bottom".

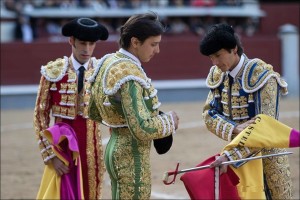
[{"left": 162, "top": 151, "right": 293, "bottom": 185}]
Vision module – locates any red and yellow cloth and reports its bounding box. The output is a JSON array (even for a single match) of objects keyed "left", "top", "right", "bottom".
[
  {"left": 36, "top": 122, "right": 84, "bottom": 200},
  {"left": 224, "top": 114, "right": 299, "bottom": 150},
  {"left": 181, "top": 114, "right": 299, "bottom": 199},
  {"left": 222, "top": 114, "right": 299, "bottom": 199}
]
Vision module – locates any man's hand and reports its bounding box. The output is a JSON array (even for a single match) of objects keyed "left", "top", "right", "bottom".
[
  {"left": 210, "top": 154, "right": 229, "bottom": 174},
  {"left": 232, "top": 118, "right": 256, "bottom": 135},
  {"left": 51, "top": 156, "right": 69, "bottom": 176}
]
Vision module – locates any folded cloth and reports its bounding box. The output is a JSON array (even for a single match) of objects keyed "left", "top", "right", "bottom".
[
  {"left": 180, "top": 114, "right": 299, "bottom": 200},
  {"left": 221, "top": 114, "right": 300, "bottom": 199},
  {"left": 180, "top": 154, "right": 240, "bottom": 200},
  {"left": 36, "top": 122, "right": 84, "bottom": 200},
  {"left": 224, "top": 114, "right": 300, "bottom": 150}
]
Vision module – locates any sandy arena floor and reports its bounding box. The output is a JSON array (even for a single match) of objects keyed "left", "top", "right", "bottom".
[{"left": 1, "top": 98, "right": 299, "bottom": 199}]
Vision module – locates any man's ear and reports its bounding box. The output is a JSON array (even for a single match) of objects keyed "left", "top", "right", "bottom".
[
  {"left": 233, "top": 46, "right": 238, "bottom": 54},
  {"left": 69, "top": 36, "right": 75, "bottom": 46},
  {"left": 131, "top": 37, "right": 139, "bottom": 48}
]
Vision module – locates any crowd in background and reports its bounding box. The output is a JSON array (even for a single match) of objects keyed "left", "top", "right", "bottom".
[
  {"left": 2, "top": 0, "right": 259, "bottom": 43},
  {"left": 3, "top": 0, "right": 244, "bottom": 10}
]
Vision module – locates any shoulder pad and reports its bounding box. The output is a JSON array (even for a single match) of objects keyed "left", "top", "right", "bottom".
[
  {"left": 242, "top": 58, "right": 288, "bottom": 94},
  {"left": 103, "top": 58, "right": 150, "bottom": 95},
  {"left": 41, "top": 56, "right": 69, "bottom": 82},
  {"left": 206, "top": 65, "right": 226, "bottom": 89}
]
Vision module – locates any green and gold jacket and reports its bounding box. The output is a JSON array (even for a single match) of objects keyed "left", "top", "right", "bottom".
[{"left": 89, "top": 52, "right": 176, "bottom": 140}]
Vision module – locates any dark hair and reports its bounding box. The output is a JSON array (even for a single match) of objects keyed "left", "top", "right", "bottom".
[
  {"left": 234, "top": 34, "right": 243, "bottom": 56},
  {"left": 118, "top": 12, "right": 165, "bottom": 49},
  {"left": 200, "top": 23, "right": 243, "bottom": 56}
]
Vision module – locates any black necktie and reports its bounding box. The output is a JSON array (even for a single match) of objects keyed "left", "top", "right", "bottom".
[
  {"left": 78, "top": 66, "right": 85, "bottom": 93},
  {"left": 228, "top": 74, "right": 234, "bottom": 85}
]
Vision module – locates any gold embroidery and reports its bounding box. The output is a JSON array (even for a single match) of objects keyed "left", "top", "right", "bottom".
[
  {"left": 231, "top": 109, "right": 240, "bottom": 118},
  {"left": 240, "top": 109, "right": 248, "bottom": 118},
  {"left": 95, "top": 124, "right": 105, "bottom": 198},
  {"left": 52, "top": 105, "right": 60, "bottom": 115},
  {"left": 68, "top": 107, "right": 76, "bottom": 119},
  {"left": 84, "top": 93, "right": 90, "bottom": 105},
  {"left": 91, "top": 58, "right": 150, "bottom": 127},
  {"left": 68, "top": 69, "right": 76, "bottom": 81},
  {"left": 260, "top": 78, "right": 277, "bottom": 117},
  {"left": 203, "top": 57, "right": 292, "bottom": 200},
  {"left": 60, "top": 83, "right": 67, "bottom": 93},
  {"left": 224, "top": 76, "right": 230, "bottom": 89},
  {"left": 262, "top": 148, "right": 293, "bottom": 199},
  {"left": 43, "top": 57, "right": 66, "bottom": 79},
  {"left": 84, "top": 82, "right": 91, "bottom": 92},
  {"left": 206, "top": 66, "right": 225, "bottom": 88},
  {"left": 86, "top": 120, "right": 97, "bottom": 199},
  {"left": 61, "top": 107, "right": 67, "bottom": 116},
  {"left": 67, "top": 83, "right": 76, "bottom": 93},
  {"left": 240, "top": 96, "right": 248, "bottom": 105},
  {"left": 60, "top": 94, "right": 68, "bottom": 105},
  {"left": 231, "top": 96, "right": 240, "bottom": 108},
  {"left": 221, "top": 92, "right": 229, "bottom": 103},
  {"left": 67, "top": 94, "right": 76, "bottom": 106},
  {"left": 232, "top": 82, "right": 240, "bottom": 95},
  {"left": 223, "top": 104, "right": 229, "bottom": 116}
]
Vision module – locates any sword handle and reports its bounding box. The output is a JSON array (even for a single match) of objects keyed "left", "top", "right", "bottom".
[{"left": 162, "top": 163, "right": 180, "bottom": 185}]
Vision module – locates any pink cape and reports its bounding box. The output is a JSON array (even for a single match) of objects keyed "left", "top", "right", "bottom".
[{"left": 37, "top": 122, "right": 84, "bottom": 199}]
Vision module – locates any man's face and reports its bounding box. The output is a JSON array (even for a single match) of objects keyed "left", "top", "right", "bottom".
[
  {"left": 70, "top": 37, "right": 96, "bottom": 64},
  {"left": 208, "top": 47, "right": 237, "bottom": 72},
  {"left": 134, "top": 35, "right": 161, "bottom": 63}
]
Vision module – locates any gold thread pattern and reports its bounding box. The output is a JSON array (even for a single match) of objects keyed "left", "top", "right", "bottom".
[{"left": 203, "top": 56, "right": 292, "bottom": 199}]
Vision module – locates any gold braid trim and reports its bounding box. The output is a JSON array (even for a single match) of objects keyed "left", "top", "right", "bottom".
[
  {"left": 95, "top": 123, "right": 105, "bottom": 199},
  {"left": 86, "top": 119, "right": 97, "bottom": 199},
  {"left": 206, "top": 65, "right": 226, "bottom": 89},
  {"left": 242, "top": 58, "right": 288, "bottom": 94},
  {"left": 41, "top": 56, "right": 69, "bottom": 82},
  {"left": 103, "top": 59, "right": 150, "bottom": 96}
]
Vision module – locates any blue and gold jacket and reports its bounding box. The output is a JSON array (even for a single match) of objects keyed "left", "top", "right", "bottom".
[{"left": 203, "top": 54, "right": 292, "bottom": 199}]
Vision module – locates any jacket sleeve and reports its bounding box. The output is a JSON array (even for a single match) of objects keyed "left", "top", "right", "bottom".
[
  {"left": 223, "top": 77, "right": 280, "bottom": 165},
  {"left": 33, "top": 76, "right": 56, "bottom": 164},
  {"left": 120, "top": 81, "right": 175, "bottom": 141},
  {"left": 202, "top": 89, "right": 237, "bottom": 142}
]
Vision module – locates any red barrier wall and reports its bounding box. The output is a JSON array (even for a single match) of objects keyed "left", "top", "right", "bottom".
[
  {"left": 0, "top": 34, "right": 281, "bottom": 85},
  {"left": 3, "top": 2, "right": 298, "bottom": 86},
  {"left": 260, "top": 3, "right": 300, "bottom": 35}
]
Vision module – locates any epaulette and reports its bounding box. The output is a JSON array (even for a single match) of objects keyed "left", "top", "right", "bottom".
[
  {"left": 103, "top": 58, "right": 150, "bottom": 96},
  {"left": 41, "top": 56, "right": 69, "bottom": 82},
  {"left": 242, "top": 58, "right": 288, "bottom": 94},
  {"left": 86, "top": 54, "right": 112, "bottom": 83},
  {"left": 206, "top": 65, "right": 226, "bottom": 89}
]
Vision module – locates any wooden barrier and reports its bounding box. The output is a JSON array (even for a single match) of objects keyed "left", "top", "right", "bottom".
[{"left": 1, "top": 34, "right": 281, "bottom": 85}]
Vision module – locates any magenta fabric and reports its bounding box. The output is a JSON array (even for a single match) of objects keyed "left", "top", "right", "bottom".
[
  {"left": 289, "top": 129, "right": 300, "bottom": 148},
  {"left": 180, "top": 154, "right": 240, "bottom": 200},
  {"left": 47, "top": 123, "right": 79, "bottom": 153},
  {"left": 46, "top": 122, "right": 83, "bottom": 199}
]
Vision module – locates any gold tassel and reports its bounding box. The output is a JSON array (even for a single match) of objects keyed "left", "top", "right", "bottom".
[
  {"left": 144, "top": 89, "right": 150, "bottom": 100},
  {"left": 248, "top": 93, "right": 254, "bottom": 103},
  {"left": 103, "top": 95, "right": 111, "bottom": 106},
  {"left": 50, "top": 83, "right": 57, "bottom": 91},
  {"left": 214, "top": 89, "right": 220, "bottom": 98}
]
